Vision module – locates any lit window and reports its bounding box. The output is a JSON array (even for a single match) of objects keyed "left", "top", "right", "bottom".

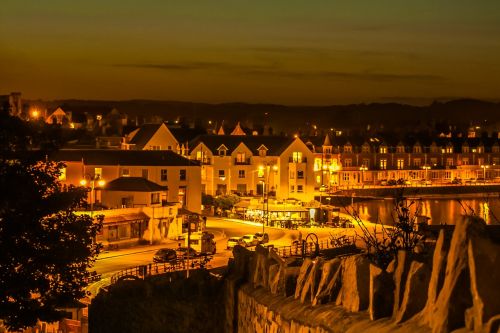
[
  {"left": 94, "top": 168, "right": 102, "bottom": 178},
  {"left": 151, "top": 192, "right": 160, "bottom": 205},
  {"left": 379, "top": 146, "right": 387, "bottom": 154},
  {"left": 292, "top": 152, "right": 303, "bottom": 163},
  {"left": 236, "top": 152, "right": 246, "bottom": 163},
  {"left": 59, "top": 167, "right": 67, "bottom": 181},
  {"left": 397, "top": 159, "right": 404, "bottom": 170},
  {"left": 121, "top": 168, "right": 130, "bottom": 177},
  {"left": 380, "top": 159, "right": 387, "bottom": 170}
]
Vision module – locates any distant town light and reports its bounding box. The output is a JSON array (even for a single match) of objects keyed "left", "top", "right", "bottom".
[
  {"left": 96, "top": 115, "right": 102, "bottom": 121},
  {"left": 31, "top": 109, "right": 39, "bottom": 118}
]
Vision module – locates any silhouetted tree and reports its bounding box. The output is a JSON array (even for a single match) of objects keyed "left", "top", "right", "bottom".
[{"left": 0, "top": 112, "right": 102, "bottom": 330}]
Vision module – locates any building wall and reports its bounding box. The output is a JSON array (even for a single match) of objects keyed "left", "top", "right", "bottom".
[{"left": 144, "top": 124, "right": 179, "bottom": 150}]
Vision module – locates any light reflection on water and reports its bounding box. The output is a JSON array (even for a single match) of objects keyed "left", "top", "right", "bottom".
[{"left": 351, "top": 197, "right": 500, "bottom": 225}]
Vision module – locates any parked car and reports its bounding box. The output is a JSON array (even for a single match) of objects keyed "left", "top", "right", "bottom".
[
  {"left": 176, "top": 246, "right": 198, "bottom": 258},
  {"left": 387, "top": 179, "right": 398, "bottom": 186},
  {"left": 420, "top": 179, "right": 432, "bottom": 185},
  {"left": 380, "top": 179, "right": 388, "bottom": 186},
  {"left": 239, "top": 234, "right": 260, "bottom": 247},
  {"left": 153, "top": 248, "right": 177, "bottom": 264},
  {"left": 227, "top": 236, "right": 242, "bottom": 249},
  {"left": 465, "top": 178, "right": 477, "bottom": 184},
  {"left": 451, "top": 177, "right": 462, "bottom": 185},
  {"left": 254, "top": 232, "right": 269, "bottom": 244}
]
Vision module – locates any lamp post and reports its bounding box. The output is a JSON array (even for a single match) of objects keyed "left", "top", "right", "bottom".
[
  {"left": 80, "top": 175, "right": 106, "bottom": 217},
  {"left": 481, "top": 165, "right": 489, "bottom": 183},
  {"left": 258, "top": 163, "right": 278, "bottom": 234},
  {"left": 422, "top": 165, "right": 431, "bottom": 182},
  {"left": 359, "top": 165, "right": 368, "bottom": 186}
]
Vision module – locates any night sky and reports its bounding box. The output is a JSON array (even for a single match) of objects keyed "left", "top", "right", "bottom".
[{"left": 1, "top": 1, "right": 499, "bottom": 105}]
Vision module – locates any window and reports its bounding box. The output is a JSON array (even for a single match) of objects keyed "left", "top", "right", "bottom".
[
  {"left": 178, "top": 187, "right": 186, "bottom": 206},
  {"left": 297, "top": 170, "right": 304, "bottom": 179},
  {"left": 141, "top": 169, "right": 148, "bottom": 179},
  {"left": 462, "top": 145, "right": 470, "bottom": 153},
  {"left": 493, "top": 157, "right": 499, "bottom": 165},
  {"left": 151, "top": 192, "right": 160, "bottom": 205},
  {"left": 477, "top": 146, "right": 484, "bottom": 153},
  {"left": 446, "top": 158, "right": 454, "bottom": 166},
  {"left": 493, "top": 145, "right": 500, "bottom": 153},
  {"left": 180, "top": 169, "right": 186, "bottom": 181},
  {"left": 361, "top": 144, "right": 370, "bottom": 153},
  {"left": 430, "top": 158, "right": 438, "bottom": 166},
  {"left": 149, "top": 145, "right": 161, "bottom": 150},
  {"left": 161, "top": 169, "right": 168, "bottom": 181},
  {"left": 218, "top": 148, "right": 226, "bottom": 156},
  {"left": 380, "top": 159, "right": 387, "bottom": 170},
  {"left": 413, "top": 145, "right": 422, "bottom": 153},
  {"left": 343, "top": 159, "right": 352, "bottom": 167},
  {"left": 397, "top": 159, "right": 404, "bottom": 170},
  {"left": 344, "top": 145, "right": 352, "bottom": 153},
  {"left": 324, "top": 147, "right": 332, "bottom": 154},
  {"left": 362, "top": 159, "right": 370, "bottom": 168},
  {"left": 343, "top": 173, "right": 350, "bottom": 181},
  {"left": 290, "top": 185, "right": 295, "bottom": 192},
  {"left": 121, "top": 168, "right": 130, "bottom": 177},
  {"left": 314, "top": 158, "right": 322, "bottom": 171},
  {"left": 218, "top": 169, "right": 225, "bottom": 179},
  {"left": 379, "top": 146, "right": 387, "bottom": 154},
  {"left": 446, "top": 146, "right": 453, "bottom": 154},
  {"left": 289, "top": 170, "right": 295, "bottom": 179},
  {"left": 316, "top": 175, "right": 321, "bottom": 183},
  {"left": 167, "top": 146, "right": 172, "bottom": 150},
  {"left": 236, "top": 152, "right": 246, "bottom": 163},
  {"left": 297, "top": 185, "right": 303, "bottom": 192},
  {"left": 292, "top": 152, "right": 303, "bottom": 163},
  {"left": 413, "top": 158, "right": 421, "bottom": 167},
  {"left": 396, "top": 145, "right": 405, "bottom": 153},
  {"left": 462, "top": 158, "right": 469, "bottom": 165},
  {"left": 478, "top": 158, "right": 484, "bottom": 166},
  {"left": 259, "top": 147, "right": 267, "bottom": 157},
  {"left": 238, "top": 170, "right": 245, "bottom": 178},
  {"left": 94, "top": 167, "right": 102, "bottom": 178}
]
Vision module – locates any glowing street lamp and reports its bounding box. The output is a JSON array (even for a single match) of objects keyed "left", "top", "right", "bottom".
[
  {"left": 481, "top": 165, "right": 489, "bottom": 182},
  {"left": 359, "top": 165, "right": 368, "bottom": 184},
  {"left": 80, "top": 175, "right": 106, "bottom": 216}
]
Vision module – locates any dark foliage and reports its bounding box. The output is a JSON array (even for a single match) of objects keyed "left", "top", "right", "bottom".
[{"left": 0, "top": 112, "right": 102, "bottom": 330}]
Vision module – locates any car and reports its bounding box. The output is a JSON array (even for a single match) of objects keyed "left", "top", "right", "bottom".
[
  {"left": 239, "top": 234, "right": 259, "bottom": 247},
  {"left": 254, "top": 232, "right": 269, "bottom": 244},
  {"left": 176, "top": 246, "right": 198, "bottom": 258},
  {"left": 451, "top": 178, "right": 462, "bottom": 185},
  {"left": 420, "top": 179, "right": 432, "bottom": 185},
  {"left": 387, "top": 179, "right": 398, "bottom": 186},
  {"left": 465, "top": 178, "right": 477, "bottom": 184},
  {"left": 153, "top": 248, "right": 177, "bottom": 264},
  {"left": 380, "top": 179, "right": 388, "bottom": 186},
  {"left": 227, "top": 236, "right": 242, "bottom": 249}
]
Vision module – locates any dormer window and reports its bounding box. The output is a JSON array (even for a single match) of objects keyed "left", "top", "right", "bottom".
[
  {"left": 361, "top": 144, "right": 370, "bottom": 153},
  {"left": 258, "top": 144, "right": 268, "bottom": 157},
  {"left": 344, "top": 144, "right": 352, "bottom": 153},
  {"left": 477, "top": 146, "right": 484, "bottom": 153},
  {"left": 379, "top": 145, "right": 387, "bottom": 154},
  {"left": 413, "top": 145, "right": 422, "bottom": 153},
  {"left": 462, "top": 143, "right": 470, "bottom": 153},
  {"left": 430, "top": 143, "right": 439, "bottom": 153},
  {"left": 445, "top": 144, "right": 453, "bottom": 154},
  {"left": 396, "top": 145, "right": 405, "bottom": 153},
  {"left": 217, "top": 145, "right": 228, "bottom": 156}
]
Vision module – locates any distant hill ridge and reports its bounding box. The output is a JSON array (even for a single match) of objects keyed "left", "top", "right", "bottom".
[{"left": 32, "top": 99, "right": 500, "bottom": 133}]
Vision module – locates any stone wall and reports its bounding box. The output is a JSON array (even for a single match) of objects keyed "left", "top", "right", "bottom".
[{"left": 227, "top": 216, "right": 500, "bottom": 333}]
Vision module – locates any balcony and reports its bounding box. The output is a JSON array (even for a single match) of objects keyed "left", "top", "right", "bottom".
[{"left": 289, "top": 157, "right": 307, "bottom": 163}]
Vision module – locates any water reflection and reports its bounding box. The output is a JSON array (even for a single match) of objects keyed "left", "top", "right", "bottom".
[{"left": 352, "top": 197, "right": 500, "bottom": 225}]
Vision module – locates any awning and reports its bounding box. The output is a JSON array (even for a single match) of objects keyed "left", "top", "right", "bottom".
[{"left": 102, "top": 212, "right": 149, "bottom": 226}]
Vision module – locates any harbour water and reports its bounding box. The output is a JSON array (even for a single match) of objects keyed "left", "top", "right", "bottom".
[{"left": 351, "top": 196, "right": 500, "bottom": 225}]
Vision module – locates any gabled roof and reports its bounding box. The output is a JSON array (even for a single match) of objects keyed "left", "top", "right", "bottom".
[
  {"left": 128, "top": 123, "right": 162, "bottom": 147},
  {"left": 52, "top": 149, "right": 199, "bottom": 166},
  {"left": 323, "top": 134, "right": 332, "bottom": 146},
  {"left": 106, "top": 177, "right": 167, "bottom": 192},
  {"left": 190, "top": 135, "right": 295, "bottom": 156},
  {"left": 230, "top": 122, "right": 246, "bottom": 136}
]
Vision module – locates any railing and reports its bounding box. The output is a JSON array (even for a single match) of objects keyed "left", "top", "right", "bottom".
[
  {"left": 110, "top": 256, "right": 213, "bottom": 284},
  {"left": 268, "top": 235, "right": 356, "bottom": 258}
]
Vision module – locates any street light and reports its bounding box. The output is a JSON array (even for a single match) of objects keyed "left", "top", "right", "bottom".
[
  {"left": 359, "top": 165, "right": 368, "bottom": 185},
  {"left": 422, "top": 165, "right": 431, "bottom": 181},
  {"left": 258, "top": 163, "right": 278, "bottom": 234},
  {"left": 80, "top": 175, "right": 106, "bottom": 217},
  {"left": 481, "top": 165, "right": 489, "bottom": 183}
]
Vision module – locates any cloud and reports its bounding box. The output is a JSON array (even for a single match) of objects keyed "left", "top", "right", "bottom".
[{"left": 112, "top": 61, "right": 442, "bottom": 82}]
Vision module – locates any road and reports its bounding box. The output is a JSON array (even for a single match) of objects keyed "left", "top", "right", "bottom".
[{"left": 88, "top": 217, "right": 342, "bottom": 295}]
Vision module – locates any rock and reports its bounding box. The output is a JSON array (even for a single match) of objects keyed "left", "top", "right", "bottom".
[
  {"left": 337, "top": 255, "right": 370, "bottom": 312},
  {"left": 466, "top": 229, "right": 500, "bottom": 332},
  {"left": 421, "top": 230, "right": 448, "bottom": 326},
  {"left": 294, "top": 258, "right": 314, "bottom": 300},
  {"left": 429, "top": 217, "right": 484, "bottom": 333},
  {"left": 268, "top": 263, "right": 283, "bottom": 295},
  {"left": 252, "top": 245, "right": 270, "bottom": 288},
  {"left": 312, "top": 258, "right": 342, "bottom": 306},
  {"left": 392, "top": 250, "right": 412, "bottom": 317},
  {"left": 395, "top": 260, "right": 431, "bottom": 323},
  {"left": 369, "top": 264, "right": 394, "bottom": 320},
  {"left": 299, "top": 258, "right": 323, "bottom": 304},
  {"left": 484, "top": 314, "right": 500, "bottom": 333}
]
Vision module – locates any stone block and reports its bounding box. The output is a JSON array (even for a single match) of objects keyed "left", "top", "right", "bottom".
[
  {"left": 294, "top": 258, "right": 314, "bottom": 300},
  {"left": 466, "top": 230, "right": 500, "bottom": 332},
  {"left": 252, "top": 245, "right": 270, "bottom": 288},
  {"left": 395, "top": 260, "right": 431, "bottom": 323},
  {"left": 392, "top": 250, "right": 412, "bottom": 317},
  {"left": 268, "top": 263, "right": 283, "bottom": 295},
  {"left": 284, "top": 266, "right": 300, "bottom": 297},
  {"left": 369, "top": 264, "right": 394, "bottom": 320},
  {"left": 312, "top": 258, "right": 342, "bottom": 306},
  {"left": 338, "top": 254, "right": 370, "bottom": 312},
  {"left": 299, "top": 258, "right": 323, "bottom": 304},
  {"left": 429, "top": 217, "right": 484, "bottom": 333}
]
